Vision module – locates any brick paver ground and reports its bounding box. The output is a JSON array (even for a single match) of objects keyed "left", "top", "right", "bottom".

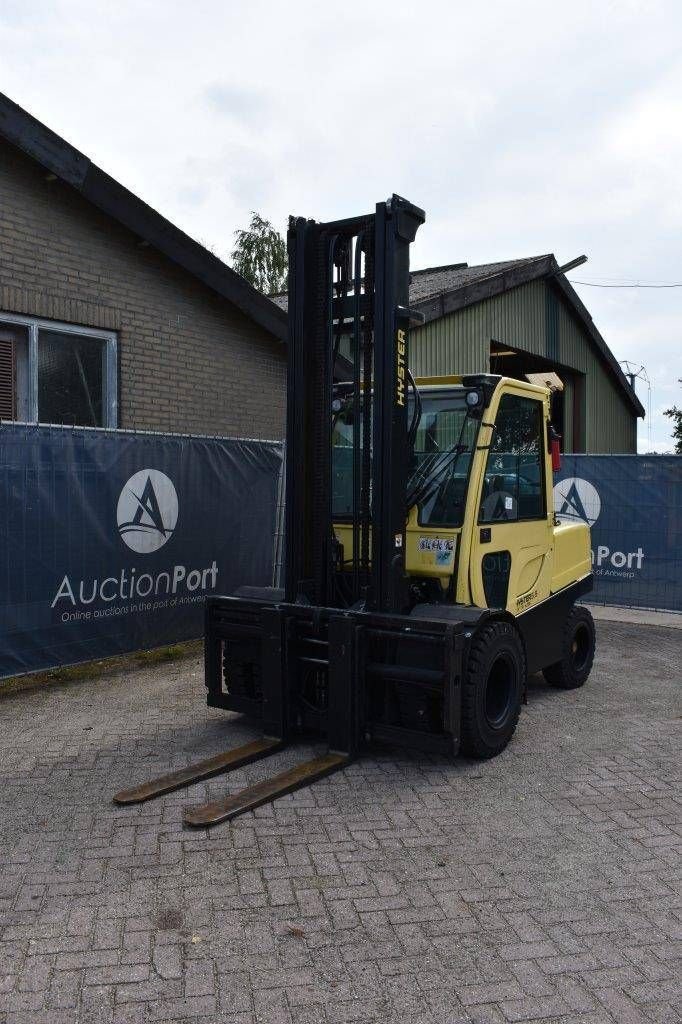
[{"left": 0, "top": 621, "right": 679, "bottom": 1024}]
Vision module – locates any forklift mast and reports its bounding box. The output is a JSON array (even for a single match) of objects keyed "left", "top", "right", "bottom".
[{"left": 285, "top": 196, "right": 425, "bottom": 613}]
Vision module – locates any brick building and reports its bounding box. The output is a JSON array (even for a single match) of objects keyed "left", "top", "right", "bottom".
[{"left": 0, "top": 92, "right": 287, "bottom": 438}]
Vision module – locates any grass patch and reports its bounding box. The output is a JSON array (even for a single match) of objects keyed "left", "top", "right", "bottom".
[{"left": 0, "top": 640, "right": 203, "bottom": 697}]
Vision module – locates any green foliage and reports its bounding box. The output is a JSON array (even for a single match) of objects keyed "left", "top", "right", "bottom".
[
  {"left": 230, "top": 212, "right": 287, "bottom": 296},
  {"left": 663, "top": 380, "right": 682, "bottom": 454}
]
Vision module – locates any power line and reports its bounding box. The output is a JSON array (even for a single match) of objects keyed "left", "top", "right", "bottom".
[{"left": 569, "top": 279, "right": 682, "bottom": 288}]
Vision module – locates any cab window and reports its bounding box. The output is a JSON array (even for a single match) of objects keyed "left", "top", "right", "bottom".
[
  {"left": 479, "top": 394, "right": 545, "bottom": 523},
  {"left": 415, "top": 395, "right": 480, "bottom": 526}
]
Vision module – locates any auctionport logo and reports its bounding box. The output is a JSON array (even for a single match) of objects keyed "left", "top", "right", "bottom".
[
  {"left": 553, "top": 475, "right": 644, "bottom": 577},
  {"left": 51, "top": 467, "right": 219, "bottom": 617},
  {"left": 116, "top": 469, "right": 178, "bottom": 553},
  {"left": 553, "top": 476, "right": 601, "bottom": 527}
]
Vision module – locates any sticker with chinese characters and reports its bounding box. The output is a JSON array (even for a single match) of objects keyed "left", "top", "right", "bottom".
[{"left": 418, "top": 536, "right": 455, "bottom": 567}]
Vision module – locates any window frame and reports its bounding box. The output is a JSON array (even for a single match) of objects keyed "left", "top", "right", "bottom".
[
  {"left": 478, "top": 392, "right": 547, "bottom": 526},
  {"left": 0, "top": 312, "right": 118, "bottom": 427}
]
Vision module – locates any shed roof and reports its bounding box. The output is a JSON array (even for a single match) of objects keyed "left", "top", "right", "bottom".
[
  {"left": 409, "top": 258, "right": 547, "bottom": 303},
  {"left": 273, "top": 253, "right": 644, "bottom": 417},
  {"left": 270, "top": 256, "right": 552, "bottom": 313},
  {"left": 0, "top": 91, "right": 288, "bottom": 341}
]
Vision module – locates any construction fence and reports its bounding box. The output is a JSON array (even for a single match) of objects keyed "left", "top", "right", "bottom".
[
  {"left": 554, "top": 455, "right": 681, "bottom": 613},
  {"left": 0, "top": 423, "right": 282, "bottom": 679},
  {"left": 0, "top": 426, "right": 679, "bottom": 681}
]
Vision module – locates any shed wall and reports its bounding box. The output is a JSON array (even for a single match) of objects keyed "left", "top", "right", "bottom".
[
  {"left": 554, "top": 297, "right": 636, "bottom": 453},
  {"left": 410, "top": 279, "right": 637, "bottom": 453}
]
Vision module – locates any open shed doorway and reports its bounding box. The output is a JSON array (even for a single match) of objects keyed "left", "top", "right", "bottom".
[{"left": 489, "top": 341, "right": 583, "bottom": 451}]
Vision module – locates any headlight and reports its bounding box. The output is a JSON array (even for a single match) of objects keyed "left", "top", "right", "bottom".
[{"left": 466, "top": 390, "right": 480, "bottom": 408}]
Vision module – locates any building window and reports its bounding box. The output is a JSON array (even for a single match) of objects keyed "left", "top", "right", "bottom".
[{"left": 0, "top": 314, "right": 117, "bottom": 427}]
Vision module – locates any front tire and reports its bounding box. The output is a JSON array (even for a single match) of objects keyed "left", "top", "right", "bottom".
[
  {"left": 543, "top": 605, "right": 595, "bottom": 690},
  {"left": 461, "top": 620, "right": 525, "bottom": 759}
]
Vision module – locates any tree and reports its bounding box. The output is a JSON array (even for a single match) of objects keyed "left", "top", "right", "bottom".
[
  {"left": 663, "top": 379, "right": 682, "bottom": 454},
  {"left": 230, "top": 212, "right": 287, "bottom": 296}
]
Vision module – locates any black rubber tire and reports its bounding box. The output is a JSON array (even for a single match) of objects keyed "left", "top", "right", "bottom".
[
  {"left": 542, "top": 605, "right": 595, "bottom": 690},
  {"left": 461, "top": 620, "right": 525, "bottom": 759}
]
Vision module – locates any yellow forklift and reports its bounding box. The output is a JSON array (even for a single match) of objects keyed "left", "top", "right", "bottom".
[{"left": 115, "top": 196, "right": 595, "bottom": 825}]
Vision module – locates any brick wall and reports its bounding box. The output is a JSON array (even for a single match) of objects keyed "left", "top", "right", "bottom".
[{"left": 0, "top": 139, "right": 286, "bottom": 438}]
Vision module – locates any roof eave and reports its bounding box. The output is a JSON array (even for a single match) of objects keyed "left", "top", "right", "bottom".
[
  {"left": 81, "top": 164, "right": 288, "bottom": 339},
  {"left": 0, "top": 92, "right": 288, "bottom": 342},
  {"left": 413, "top": 256, "right": 556, "bottom": 324}
]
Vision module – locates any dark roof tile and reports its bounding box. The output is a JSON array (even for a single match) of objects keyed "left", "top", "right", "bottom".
[
  {"left": 272, "top": 257, "right": 551, "bottom": 313},
  {"left": 408, "top": 257, "right": 551, "bottom": 303}
]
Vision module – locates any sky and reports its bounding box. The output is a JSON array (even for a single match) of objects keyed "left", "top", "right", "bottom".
[{"left": 1, "top": 0, "right": 680, "bottom": 451}]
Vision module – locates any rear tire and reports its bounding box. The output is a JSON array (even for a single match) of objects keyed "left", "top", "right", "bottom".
[
  {"left": 461, "top": 620, "right": 525, "bottom": 759},
  {"left": 543, "top": 605, "right": 595, "bottom": 690}
]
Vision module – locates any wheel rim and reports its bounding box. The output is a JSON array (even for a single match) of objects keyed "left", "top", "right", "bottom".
[
  {"left": 570, "top": 623, "right": 591, "bottom": 673},
  {"left": 484, "top": 654, "right": 516, "bottom": 729}
]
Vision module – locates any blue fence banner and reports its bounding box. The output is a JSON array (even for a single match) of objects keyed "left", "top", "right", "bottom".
[
  {"left": 1, "top": 435, "right": 678, "bottom": 681},
  {"left": 0, "top": 424, "right": 282, "bottom": 679},
  {"left": 554, "top": 456, "right": 682, "bottom": 612}
]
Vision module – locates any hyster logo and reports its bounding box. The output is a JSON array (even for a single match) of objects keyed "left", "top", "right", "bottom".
[
  {"left": 553, "top": 477, "right": 601, "bottom": 527},
  {"left": 117, "top": 469, "right": 178, "bottom": 553},
  {"left": 396, "top": 329, "right": 406, "bottom": 407}
]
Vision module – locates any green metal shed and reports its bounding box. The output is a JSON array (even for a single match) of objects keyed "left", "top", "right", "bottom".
[
  {"left": 271, "top": 252, "right": 644, "bottom": 453},
  {"left": 408, "top": 256, "right": 644, "bottom": 453}
]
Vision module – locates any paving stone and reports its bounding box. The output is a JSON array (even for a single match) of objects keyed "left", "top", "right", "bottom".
[{"left": 0, "top": 621, "right": 678, "bottom": 1023}]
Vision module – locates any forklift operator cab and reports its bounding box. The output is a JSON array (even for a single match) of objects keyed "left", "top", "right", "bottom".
[{"left": 333, "top": 375, "right": 591, "bottom": 618}]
